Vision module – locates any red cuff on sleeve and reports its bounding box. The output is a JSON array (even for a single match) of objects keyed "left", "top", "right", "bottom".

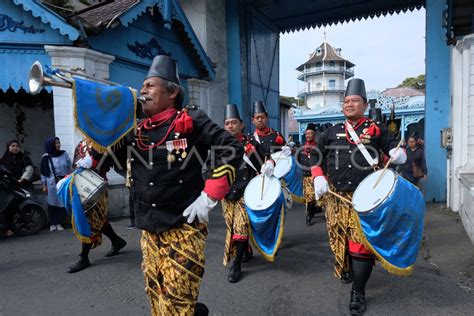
[
  {"left": 204, "top": 177, "right": 230, "bottom": 200},
  {"left": 311, "top": 166, "right": 324, "bottom": 178},
  {"left": 91, "top": 157, "right": 98, "bottom": 169}
]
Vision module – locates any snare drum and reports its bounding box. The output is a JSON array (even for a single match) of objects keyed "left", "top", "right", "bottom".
[
  {"left": 352, "top": 169, "right": 425, "bottom": 274},
  {"left": 73, "top": 169, "right": 107, "bottom": 210},
  {"left": 244, "top": 175, "right": 286, "bottom": 261}
]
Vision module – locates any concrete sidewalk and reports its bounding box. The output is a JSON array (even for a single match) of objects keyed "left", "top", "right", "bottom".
[{"left": 419, "top": 203, "right": 474, "bottom": 294}]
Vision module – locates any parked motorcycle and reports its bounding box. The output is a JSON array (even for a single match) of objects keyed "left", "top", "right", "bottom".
[{"left": 0, "top": 166, "right": 47, "bottom": 236}]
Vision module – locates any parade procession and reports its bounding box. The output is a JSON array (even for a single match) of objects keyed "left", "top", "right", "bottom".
[{"left": 1, "top": 1, "right": 474, "bottom": 316}]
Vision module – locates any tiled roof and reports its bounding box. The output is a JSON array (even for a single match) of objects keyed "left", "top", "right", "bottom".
[
  {"left": 296, "top": 42, "right": 354, "bottom": 71},
  {"left": 77, "top": 0, "right": 139, "bottom": 29},
  {"left": 381, "top": 87, "right": 424, "bottom": 97}
]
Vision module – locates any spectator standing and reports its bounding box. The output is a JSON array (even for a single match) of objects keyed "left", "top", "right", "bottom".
[
  {"left": 40, "top": 137, "right": 72, "bottom": 231},
  {"left": 400, "top": 136, "right": 427, "bottom": 191}
]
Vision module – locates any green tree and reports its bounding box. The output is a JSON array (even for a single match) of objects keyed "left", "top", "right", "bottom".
[
  {"left": 280, "top": 95, "right": 305, "bottom": 107},
  {"left": 398, "top": 74, "right": 425, "bottom": 91}
]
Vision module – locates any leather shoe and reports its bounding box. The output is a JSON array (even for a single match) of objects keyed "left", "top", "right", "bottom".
[
  {"left": 105, "top": 238, "right": 127, "bottom": 257},
  {"left": 194, "top": 302, "right": 209, "bottom": 316},
  {"left": 228, "top": 262, "right": 242, "bottom": 283},
  {"left": 349, "top": 288, "right": 366, "bottom": 315},
  {"left": 341, "top": 271, "right": 353, "bottom": 284},
  {"left": 67, "top": 255, "right": 90, "bottom": 273}
]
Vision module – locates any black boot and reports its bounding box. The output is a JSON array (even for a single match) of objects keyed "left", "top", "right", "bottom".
[
  {"left": 194, "top": 302, "right": 209, "bottom": 316},
  {"left": 350, "top": 288, "right": 366, "bottom": 315},
  {"left": 67, "top": 255, "right": 90, "bottom": 273},
  {"left": 102, "top": 223, "right": 127, "bottom": 257},
  {"left": 306, "top": 202, "right": 317, "bottom": 226},
  {"left": 349, "top": 257, "right": 374, "bottom": 315},
  {"left": 228, "top": 241, "right": 245, "bottom": 283},
  {"left": 105, "top": 238, "right": 127, "bottom": 257},
  {"left": 228, "top": 262, "right": 242, "bottom": 283}
]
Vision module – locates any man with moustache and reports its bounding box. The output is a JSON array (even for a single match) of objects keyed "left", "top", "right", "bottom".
[{"left": 100, "top": 55, "right": 243, "bottom": 315}]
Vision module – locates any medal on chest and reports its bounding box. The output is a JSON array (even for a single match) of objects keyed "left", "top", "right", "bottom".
[{"left": 166, "top": 138, "right": 188, "bottom": 163}]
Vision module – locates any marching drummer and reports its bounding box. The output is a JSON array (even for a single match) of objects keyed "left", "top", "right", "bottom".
[
  {"left": 312, "top": 78, "right": 407, "bottom": 314},
  {"left": 222, "top": 104, "right": 262, "bottom": 283},
  {"left": 249, "top": 101, "right": 291, "bottom": 176},
  {"left": 65, "top": 139, "right": 127, "bottom": 273},
  {"left": 297, "top": 123, "right": 323, "bottom": 226}
]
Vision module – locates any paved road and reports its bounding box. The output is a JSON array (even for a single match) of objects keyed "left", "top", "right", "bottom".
[{"left": 1, "top": 203, "right": 473, "bottom": 315}]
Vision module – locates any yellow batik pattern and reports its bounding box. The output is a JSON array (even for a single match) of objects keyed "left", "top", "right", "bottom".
[
  {"left": 221, "top": 198, "right": 250, "bottom": 266},
  {"left": 141, "top": 223, "right": 208, "bottom": 316},
  {"left": 71, "top": 193, "right": 108, "bottom": 248},
  {"left": 321, "top": 186, "right": 365, "bottom": 279}
]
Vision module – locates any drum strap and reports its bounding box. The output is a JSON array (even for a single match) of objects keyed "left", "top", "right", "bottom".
[
  {"left": 253, "top": 131, "right": 261, "bottom": 144},
  {"left": 345, "top": 121, "right": 378, "bottom": 167},
  {"left": 243, "top": 154, "right": 259, "bottom": 173}
]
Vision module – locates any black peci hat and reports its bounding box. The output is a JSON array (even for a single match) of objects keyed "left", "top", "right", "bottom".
[
  {"left": 252, "top": 101, "right": 268, "bottom": 116},
  {"left": 146, "top": 55, "right": 180, "bottom": 84},
  {"left": 345, "top": 78, "right": 367, "bottom": 101},
  {"left": 306, "top": 123, "right": 316, "bottom": 132},
  {"left": 224, "top": 104, "right": 241, "bottom": 121}
]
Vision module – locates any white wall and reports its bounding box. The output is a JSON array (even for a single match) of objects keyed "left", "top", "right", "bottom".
[
  {"left": 450, "top": 34, "right": 474, "bottom": 244},
  {"left": 306, "top": 94, "right": 342, "bottom": 109}
]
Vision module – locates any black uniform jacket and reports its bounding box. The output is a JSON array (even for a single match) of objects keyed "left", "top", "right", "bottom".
[
  {"left": 225, "top": 134, "right": 263, "bottom": 202},
  {"left": 317, "top": 118, "right": 398, "bottom": 192},
  {"left": 250, "top": 128, "right": 285, "bottom": 159},
  {"left": 113, "top": 107, "right": 243, "bottom": 233},
  {"left": 297, "top": 141, "right": 319, "bottom": 177}
]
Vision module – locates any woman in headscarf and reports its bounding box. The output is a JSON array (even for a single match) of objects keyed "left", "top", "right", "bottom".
[
  {"left": 40, "top": 137, "right": 73, "bottom": 232},
  {"left": 0, "top": 139, "right": 33, "bottom": 184}
]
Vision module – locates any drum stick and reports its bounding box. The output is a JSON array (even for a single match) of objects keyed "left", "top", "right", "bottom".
[
  {"left": 274, "top": 136, "right": 293, "bottom": 166},
  {"left": 261, "top": 156, "right": 267, "bottom": 200},
  {"left": 372, "top": 139, "right": 404, "bottom": 189},
  {"left": 328, "top": 190, "right": 353, "bottom": 205}
]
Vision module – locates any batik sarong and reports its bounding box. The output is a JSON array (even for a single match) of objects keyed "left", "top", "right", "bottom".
[
  {"left": 221, "top": 198, "right": 250, "bottom": 266},
  {"left": 303, "top": 176, "right": 324, "bottom": 216},
  {"left": 75, "top": 194, "right": 108, "bottom": 248},
  {"left": 322, "top": 187, "right": 370, "bottom": 278},
  {"left": 141, "top": 223, "right": 208, "bottom": 315}
]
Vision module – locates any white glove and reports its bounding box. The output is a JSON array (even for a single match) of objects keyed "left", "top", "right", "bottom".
[
  {"left": 281, "top": 146, "right": 292, "bottom": 157},
  {"left": 182, "top": 191, "right": 217, "bottom": 224},
  {"left": 260, "top": 161, "right": 275, "bottom": 177},
  {"left": 389, "top": 148, "right": 407, "bottom": 165},
  {"left": 76, "top": 155, "right": 93, "bottom": 169},
  {"left": 313, "top": 176, "right": 329, "bottom": 200}
]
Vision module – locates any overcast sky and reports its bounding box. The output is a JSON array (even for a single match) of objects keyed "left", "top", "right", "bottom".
[{"left": 279, "top": 9, "right": 426, "bottom": 97}]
